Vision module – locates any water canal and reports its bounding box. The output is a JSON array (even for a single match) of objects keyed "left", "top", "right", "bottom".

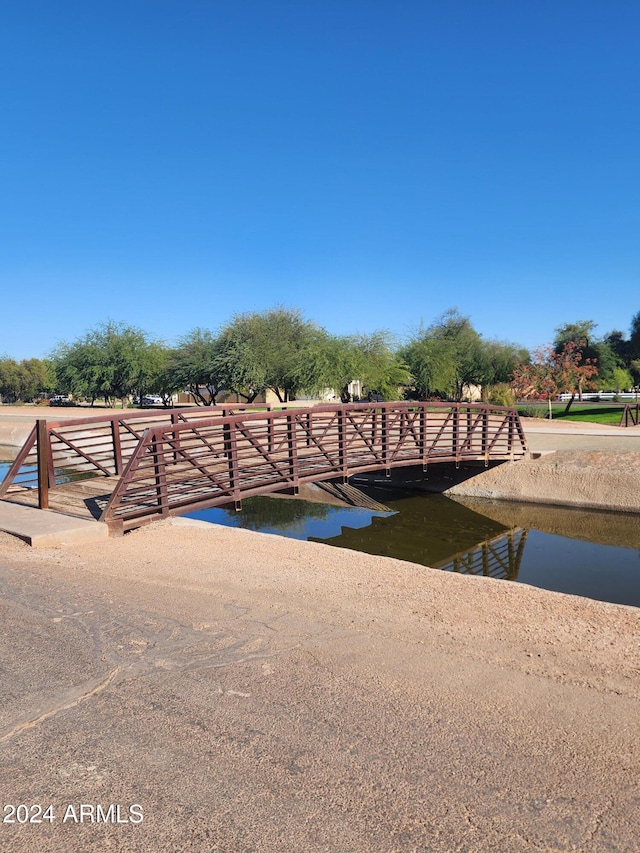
[
  {"left": 185, "top": 489, "right": 640, "bottom": 608},
  {"left": 2, "top": 461, "right": 638, "bottom": 608}
]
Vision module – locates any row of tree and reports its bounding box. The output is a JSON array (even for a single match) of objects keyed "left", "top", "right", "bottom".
[{"left": 1, "top": 308, "right": 639, "bottom": 406}]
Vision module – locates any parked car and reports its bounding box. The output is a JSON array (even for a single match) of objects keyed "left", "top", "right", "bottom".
[
  {"left": 134, "top": 395, "right": 164, "bottom": 406},
  {"left": 49, "top": 395, "right": 71, "bottom": 406}
]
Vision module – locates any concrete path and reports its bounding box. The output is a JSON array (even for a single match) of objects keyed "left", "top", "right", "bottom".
[
  {"left": 0, "top": 500, "right": 108, "bottom": 547},
  {"left": 523, "top": 421, "right": 640, "bottom": 453}
]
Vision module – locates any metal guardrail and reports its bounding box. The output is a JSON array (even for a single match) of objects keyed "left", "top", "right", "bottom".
[{"left": 0, "top": 404, "right": 273, "bottom": 509}]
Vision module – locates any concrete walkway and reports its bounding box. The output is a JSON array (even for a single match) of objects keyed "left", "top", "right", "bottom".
[
  {"left": 0, "top": 500, "right": 108, "bottom": 547},
  {"left": 523, "top": 418, "right": 640, "bottom": 453}
]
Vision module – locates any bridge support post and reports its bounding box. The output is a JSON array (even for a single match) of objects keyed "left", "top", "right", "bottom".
[
  {"left": 508, "top": 414, "right": 515, "bottom": 461},
  {"left": 381, "top": 407, "right": 390, "bottom": 476},
  {"left": 36, "top": 419, "right": 49, "bottom": 510},
  {"left": 170, "top": 412, "right": 181, "bottom": 464},
  {"left": 287, "top": 414, "right": 299, "bottom": 493},
  {"left": 223, "top": 421, "right": 242, "bottom": 507},
  {"left": 337, "top": 408, "right": 348, "bottom": 482},
  {"left": 420, "top": 405, "right": 428, "bottom": 471},
  {"left": 152, "top": 434, "right": 169, "bottom": 516},
  {"left": 111, "top": 419, "right": 123, "bottom": 475},
  {"left": 482, "top": 409, "right": 489, "bottom": 466},
  {"left": 452, "top": 407, "right": 460, "bottom": 467},
  {"left": 268, "top": 414, "right": 275, "bottom": 454}
]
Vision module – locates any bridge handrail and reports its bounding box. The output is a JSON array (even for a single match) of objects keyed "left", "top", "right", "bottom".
[
  {"left": 620, "top": 403, "right": 640, "bottom": 427},
  {"left": 0, "top": 402, "right": 528, "bottom": 524},
  {"left": 0, "top": 404, "right": 273, "bottom": 502},
  {"left": 98, "top": 402, "right": 528, "bottom": 532}
]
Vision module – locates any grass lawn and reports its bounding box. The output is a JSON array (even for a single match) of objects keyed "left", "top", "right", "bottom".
[{"left": 517, "top": 404, "right": 627, "bottom": 425}]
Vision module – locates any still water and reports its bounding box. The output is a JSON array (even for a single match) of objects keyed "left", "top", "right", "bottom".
[{"left": 185, "top": 490, "right": 640, "bottom": 608}]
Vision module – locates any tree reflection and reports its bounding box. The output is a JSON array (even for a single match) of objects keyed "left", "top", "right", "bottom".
[{"left": 220, "top": 495, "right": 334, "bottom": 533}]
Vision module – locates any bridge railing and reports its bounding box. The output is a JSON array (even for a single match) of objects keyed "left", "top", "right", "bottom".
[
  {"left": 99, "top": 402, "right": 528, "bottom": 532},
  {"left": 620, "top": 404, "right": 640, "bottom": 427},
  {"left": 0, "top": 403, "right": 272, "bottom": 509}
]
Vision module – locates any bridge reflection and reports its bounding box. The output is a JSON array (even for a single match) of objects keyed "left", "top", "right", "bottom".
[{"left": 433, "top": 528, "right": 528, "bottom": 581}]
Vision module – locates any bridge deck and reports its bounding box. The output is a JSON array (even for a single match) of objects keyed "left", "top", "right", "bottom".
[{"left": 3, "top": 477, "right": 116, "bottom": 521}]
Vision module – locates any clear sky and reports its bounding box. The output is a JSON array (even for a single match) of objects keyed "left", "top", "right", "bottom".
[{"left": 2, "top": 0, "right": 639, "bottom": 360}]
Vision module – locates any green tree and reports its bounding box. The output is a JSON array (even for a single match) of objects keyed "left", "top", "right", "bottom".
[
  {"left": 481, "top": 341, "right": 529, "bottom": 384},
  {"left": 609, "top": 366, "right": 633, "bottom": 394},
  {"left": 310, "top": 331, "right": 410, "bottom": 402},
  {"left": 357, "top": 331, "right": 412, "bottom": 400},
  {"left": 402, "top": 309, "right": 490, "bottom": 400},
  {"left": 554, "top": 320, "right": 598, "bottom": 351},
  {"left": 135, "top": 341, "right": 176, "bottom": 405},
  {"left": 167, "top": 329, "right": 225, "bottom": 405},
  {"left": 210, "top": 320, "right": 268, "bottom": 403},
  {"left": 0, "top": 357, "right": 56, "bottom": 402},
  {"left": 401, "top": 333, "right": 456, "bottom": 400},
  {"left": 592, "top": 340, "right": 623, "bottom": 390},
  {"left": 215, "top": 307, "right": 326, "bottom": 403},
  {"left": 53, "top": 321, "right": 156, "bottom": 406},
  {"left": 630, "top": 311, "right": 640, "bottom": 360},
  {"left": 603, "top": 330, "right": 630, "bottom": 366}
]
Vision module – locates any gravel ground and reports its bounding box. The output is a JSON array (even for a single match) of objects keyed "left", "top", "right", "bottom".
[{"left": 0, "top": 518, "right": 638, "bottom": 852}]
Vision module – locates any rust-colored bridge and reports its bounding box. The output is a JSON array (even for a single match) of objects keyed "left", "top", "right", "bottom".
[{"left": 0, "top": 402, "right": 528, "bottom": 533}]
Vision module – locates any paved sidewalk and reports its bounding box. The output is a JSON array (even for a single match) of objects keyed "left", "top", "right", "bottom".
[
  {"left": 521, "top": 419, "right": 640, "bottom": 453},
  {"left": 0, "top": 500, "right": 108, "bottom": 547}
]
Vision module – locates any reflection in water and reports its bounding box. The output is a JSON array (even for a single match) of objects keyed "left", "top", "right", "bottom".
[
  {"left": 186, "top": 495, "right": 392, "bottom": 541},
  {"left": 434, "top": 528, "right": 528, "bottom": 581},
  {"left": 185, "top": 488, "right": 640, "bottom": 608}
]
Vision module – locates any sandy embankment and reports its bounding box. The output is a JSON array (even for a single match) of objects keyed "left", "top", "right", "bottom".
[{"left": 1, "top": 520, "right": 639, "bottom": 852}]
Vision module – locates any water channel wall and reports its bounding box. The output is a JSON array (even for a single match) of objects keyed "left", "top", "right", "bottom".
[
  {"left": 354, "top": 451, "right": 640, "bottom": 515},
  {"left": 0, "top": 421, "right": 33, "bottom": 458}
]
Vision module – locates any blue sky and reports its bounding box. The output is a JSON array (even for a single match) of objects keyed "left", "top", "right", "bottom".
[{"left": 2, "top": 0, "right": 639, "bottom": 360}]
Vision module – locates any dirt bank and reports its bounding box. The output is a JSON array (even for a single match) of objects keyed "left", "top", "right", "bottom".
[
  {"left": 444, "top": 449, "right": 640, "bottom": 513},
  {"left": 2, "top": 410, "right": 639, "bottom": 849},
  {"left": 0, "top": 521, "right": 638, "bottom": 852}
]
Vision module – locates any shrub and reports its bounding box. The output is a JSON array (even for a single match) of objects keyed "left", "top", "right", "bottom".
[
  {"left": 519, "top": 404, "right": 546, "bottom": 418},
  {"left": 485, "top": 383, "right": 515, "bottom": 407}
]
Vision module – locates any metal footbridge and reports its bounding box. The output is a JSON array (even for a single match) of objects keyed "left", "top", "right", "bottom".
[{"left": 0, "top": 402, "right": 528, "bottom": 533}]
